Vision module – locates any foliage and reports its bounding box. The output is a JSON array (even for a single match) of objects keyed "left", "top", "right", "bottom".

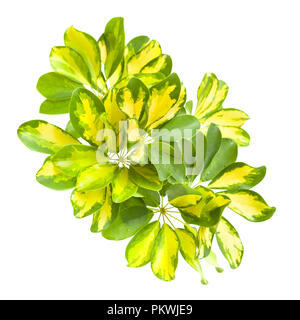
[{"left": 17, "top": 17, "right": 275, "bottom": 283}]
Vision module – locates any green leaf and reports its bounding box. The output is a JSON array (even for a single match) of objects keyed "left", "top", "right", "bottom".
[
  {"left": 70, "top": 88, "right": 105, "bottom": 145},
  {"left": 205, "top": 251, "right": 224, "bottom": 273},
  {"left": 64, "top": 26, "right": 102, "bottom": 85},
  {"left": 37, "top": 72, "right": 82, "bottom": 100},
  {"left": 65, "top": 120, "right": 81, "bottom": 138},
  {"left": 49, "top": 46, "right": 91, "bottom": 85},
  {"left": 36, "top": 156, "right": 76, "bottom": 190},
  {"left": 151, "top": 223, "right": 179, "bottom": 281},
  {"left": 76, "top": 164, "right": 117, "bottom": 192},
  {"left": 134, "top": 188, "right": 160, "bottom": 207},
  {"left": 152, "top": 115, "right": 200, "bottom": 141},
  {"left": 216, "top": 217, "right": 244, "bottom": 269},
  {"left": 126, "top": 221, "right": 161, "bottom": 267},
  {"left": 201, "top": 138, "right": 238, "bottom": 182},
  {"left": 102, "top": 198, "right": 153, "bottom": 240},
  {"left": 39, "top": 99, "right": 70, "bottom": 115},
  {"left": 203, "top": 123, "right": 221, "bottom": 170},
  {"left": 209, "top": 162, "right": 266, "bottom": 190},
  {"left": 17, "top": 120, "right": 80, "bottom": 154},
  {"left": 149, "top": 141, "right": 186, "bottom": 182},
  {"left": 129, "top": 165, "right": 162, "bottom": 191},
  {"left": 52, "top": 144, "right": 98, "bottom": 177},
  {"left": 176, "top": 228, "right": 200, "bottom": 271},
  {"left": 71, "top": 188, "right": 106, "bottom": 218},
  {"left": 219, "top": 190, "right": 276, "bottom": 222},
  {"left": 100, "top": 17, "right": 125, "bottom": 78},
  {"left": 112, "top": 168, "right": 138, "bottom": 203},
  {"left": 185, "top": 100, "right": 193, "bottom": 114}
]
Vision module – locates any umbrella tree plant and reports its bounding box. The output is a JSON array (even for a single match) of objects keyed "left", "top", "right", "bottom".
[{"left": 17, "top": 17, "right": 275, "bottom": 283}]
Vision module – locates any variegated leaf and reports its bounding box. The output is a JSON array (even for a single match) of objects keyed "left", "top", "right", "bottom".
[
  {"left": 52, "top": 144, "right": 98, "bottom": 177},
  {"left": 203, "top": 108, "right": 249, "bottom": 127},
  {"left": 36, "top": 157, "right": 76, "bottom": 190},
  {"left": 50, "top": 46, "right": 91, "bottom": 85},
  {"left": 64, "top": 26, "right": 102, "bottom": 85},
  {"left": 71, "top": 188, "right": 106, "bottom": 218},
  {"left": 145, "top": 73, "right": 182, "bottom": 129},
  {"left": 90, "top": 186, "right": 115, "bottom": 232},
  {"left": 17, "top": 120, "right": 80, "bottom": 154},
  {"left": 195, "top": 73, "right": 228, "bottom": 120},
  {"left": 116, "top": 77, "right": 149, "bottom": 121},
  {"left": 129, "top": 165, "right": 162, "bottom": 191},
  {"left": 126, "top": 221, "right": 161, "bottom": 267},
  {"left": 127, "top": 40, "right": 162, "bottom": 75},
  {"left": 76, "top": 164, "right": 117, "bottom": 192},
  {"left": 209, "top": 162, "right": 266, "bottom": 190},
  {"left": 216, "top": 217, "right": 244, "bottom": 269},
  {"left": 220, "top": 190, "right": 276, "bottom": 222},
  {"left": 151, "top": 223, "right": 179, "bottom": 281},
  {"left": 141, "top": 54, "right": 172, "bottom": 76},
  {"left": 70, "top": 88, "right": 105, "bottom": 145},
  {"left": 112, "top": 168, "right": 138, "bottom": 203}
]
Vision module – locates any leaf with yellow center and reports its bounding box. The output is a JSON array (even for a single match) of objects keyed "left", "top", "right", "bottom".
[
  {"left": 70, "top": 88, "right": 105, "bottom": 145},
  {"left": 71, "top": 188, "right": 106, "bottom": 218},
  {"left": 151, "top": 223, "right": 179, "bottom": 281},
  {"left": 17, "top": 120, "right": 80, "bottom": 154}
]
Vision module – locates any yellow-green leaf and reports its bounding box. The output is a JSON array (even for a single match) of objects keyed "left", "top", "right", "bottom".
[
  {"left": 220, "top": 190, "right": 276, "bottom": 222},
  {"left": 70, "top": 88, "right": 105, "bottom": 145},
  {"left": 145, "top": 73, "right": 181, "bottom": 129},
  {"left": 71, "top": 188, "right": 106, "bottom": 218},
  {"left": 126, "top": 221, "right": 161, "bottom": 267},
  {"left": 112, "top": 168, "right": 138, "bottom": 203},
  {"left": 76, "top": 164, "right": 117, "bottom": 192},
  {"left": 198, "top": 225, "right": 217, "bottom": 259},
  {"left": 141, "top": 54, "right": 172, "bottom": 76},
  {"left": 176, "top": 228, "right": 200, "bottom": 271},
  {"left": 103, "top": 88, "right": 127, "bottom": 131},
  {"left": 216, "top": 217, "right": 243, "bottom": 269},
  {"left": 37, "top": 72, "right": 82, "bottom": 100},
  {"left": 209, "top": 162, "right": 266, "bottom": 190},
  {"left": 90, "top": 186, "right": 115, "bottom": 232},
  {"left": 129, "top": 165, "right": 162, "bottom": 191},
  {"left": 218, "top": 126, "right": 250, "bottom": 147},
  {"left": 17, "top": 120, "right": 80, "bottom": 154},
  {"left": 116, "top": 77, "right": 149, "bottom": 121},
  {"left": 195, "top": 73, "right": 228, "bottom": 120},
  {"left": 39, "top": 99, "right": 70, "bottom": 115},
  {"left": 151, "top": 223, "right": 179, "bottom": 281},
  {"left": 64, "top": 26, "right": 102, "bottom": 85},
  {"left": 127, "top": 40, "right": 162, "bottom": 75},
  {"left": 52, "top": 144, "right": 97, "bottom": 177},
  {"left": 124, "top": 36, "right": 150, "bottom": 65},
  {"left": 203, "top": 108, "right": 249, "bottom": 127},
  {"left": 205, "top": 251, "right": 224, "bottom": 273},
  {"left": 50, "top": 46, "right": 91, "bottom": 85},
  {"left": 100, "top": 17, "right": 125, "bottom": 78},
  {"left": 148, "top": 84, "right": 186, "bottom": 129},
  {"left": 36, "top": 157, "right": 76, "bottom": 190}
]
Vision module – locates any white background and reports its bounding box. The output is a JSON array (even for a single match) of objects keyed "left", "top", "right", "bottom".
[{"left": 1, "top": 0, "right": 299, "bottom": 300}]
